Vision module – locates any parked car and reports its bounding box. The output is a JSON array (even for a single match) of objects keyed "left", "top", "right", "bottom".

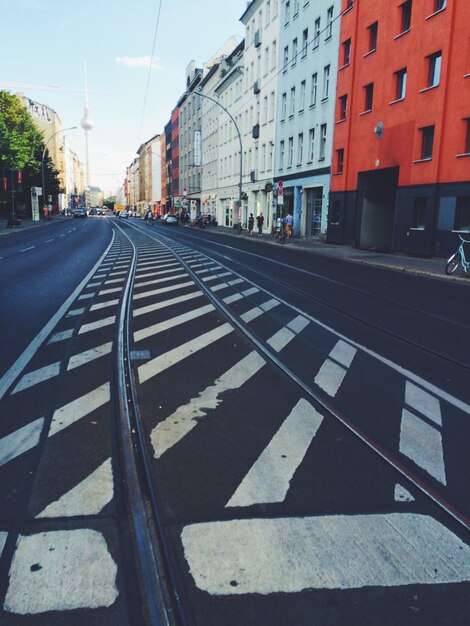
[
  {"left": 73, "top": 208, "right": 87, "bottom": 218},
  {"left": 89, "top": 208, "right": 98, "bottom": 216},
  {"left": 162, "top": 213, "right": 179, "bottom": 225},
  {"left": 118, "top": 210, "right": 129, "bottom": 219}
]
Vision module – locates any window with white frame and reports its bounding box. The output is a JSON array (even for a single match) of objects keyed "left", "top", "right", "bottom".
[
  {"left": 279, "top": 140, "right": 285, "bottom": 169},
  {"left": 283, "top": 46, "right": 289, "bottom": 70},
  {"left": 292, "top": 38, "right": 298, "bottom": 65},
  {"left": 288, "top": 136, "right": 294, "bottom": 167},
  {"left": 281, "top": 92, "right": 287, "bottom": 119},
  {"left": 270, "top": 91, "right": 275, "bottom": 120},
  {"left": 302, "top": 28, "right": 308, "bottom": 57},
  {"left": 322, "top": 65, "right": 330, "bottom": 99},
  {"left": 310, "top": 72, "right": 318, "bottom": 105},
  {"left": 326, "top": 6, "right": 334, "bottom": 39},
  {"left": 297, "top": 132, "right": 304, "bottom": 164},
  {"left": 319, "top": 123, "right": 327, "bottom": 160},
  {"left": 266, "top": 0, "right": 271, "bottom": 24},
  {"left": 271, "top": 41, "right": 277, "bottom": 69},
  {"left": 263, "top": 95, "right": 268, "bottom": 123},
  {"left": 300, "top": 80, "right": 306, "bottom": 110},
  {"left": 285, "top": 0, "right": 290, "bottom": 24},
  {"left": 308, "top": 128, "right": 315, "bottom": 161},
  {"left": 313, "top": 17, "right": 320, "bottom": 48},
  {"left": 290, "top": 86, "right": 296, "bottom": 116}
]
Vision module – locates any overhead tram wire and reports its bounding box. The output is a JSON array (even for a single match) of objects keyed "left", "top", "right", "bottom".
[{"left": 137, "top": 0, "right": 164, "bottom": 146}]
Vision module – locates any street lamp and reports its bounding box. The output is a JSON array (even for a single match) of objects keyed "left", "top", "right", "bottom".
[
  {"left": 41, "top": 126, "right": 77, "bottom": 217},
  {"left": 191, "top": 89, "right": 243, "bottom": 234}
]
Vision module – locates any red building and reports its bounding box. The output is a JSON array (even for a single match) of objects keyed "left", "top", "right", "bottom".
[
  {"left": 170, "top": 107, "right": 180, "bottom": 211},
  {"left": 328, "top": 0, "right": 470, "bottom": 257}
]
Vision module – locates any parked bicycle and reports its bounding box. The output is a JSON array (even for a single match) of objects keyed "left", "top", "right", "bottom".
[{"left": 445, "top": 235, "right": 470, "bottom": 275}]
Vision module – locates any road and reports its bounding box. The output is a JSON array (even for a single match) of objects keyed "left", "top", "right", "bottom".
[{"left": 0, "top": 216, "right": 468, "bottom": 626}]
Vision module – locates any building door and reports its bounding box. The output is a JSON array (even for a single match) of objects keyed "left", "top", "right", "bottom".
[
  {"left": 356, "top": 167, "right": 399, "bottom": 251},
  {"left": 306, "top": 187, "right": 323, "bottom": 237},
  {"left": 224, "top": 202, "right": 232, "bottom": 227}
]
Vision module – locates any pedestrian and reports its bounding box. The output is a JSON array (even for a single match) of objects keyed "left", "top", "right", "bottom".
[
  {"left": 256, "top": 212, "right": 264, "bottom": 237},
  {"left": 248, "top": 213, "right": 254, "bottom": 236},
  {"left": 285, "top": 213, "right": 293, "bottom": 238}
]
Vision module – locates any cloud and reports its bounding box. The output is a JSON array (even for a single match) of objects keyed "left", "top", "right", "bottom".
[{"left": 115, "top": 56, "right": 163, "bottom": 71}]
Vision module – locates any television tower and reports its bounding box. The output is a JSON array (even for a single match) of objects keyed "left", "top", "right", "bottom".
[{"left": 80, "top": 61, "right": 94, "bottom": 189}]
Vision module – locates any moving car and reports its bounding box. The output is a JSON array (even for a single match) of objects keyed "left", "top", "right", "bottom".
[
  {"left": 72, "top": 208, "right": 87, "bottom": 218},
  {"left": 118, "top": 210, "right": 129, "bottom": 219},
  {"left": 162, "top": 213, "right": 179, "bottom": 225}
]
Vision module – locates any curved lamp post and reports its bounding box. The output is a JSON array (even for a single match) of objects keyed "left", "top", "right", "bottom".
[
  {"left": 41, "top": 126, "right": 77, "bottom": 215},
  {"left": 192, "top": 89, "right": 243, "bottom": 234}
]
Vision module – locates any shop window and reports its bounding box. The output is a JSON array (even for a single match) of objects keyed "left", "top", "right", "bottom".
[
  {"left": 454, "top": 197, "right": 470, "bottom": 231},
  {"left": 411, "top": 198, "right": 426, "bottom": 229}
]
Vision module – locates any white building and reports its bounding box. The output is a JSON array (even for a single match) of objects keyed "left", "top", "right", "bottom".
[{"left": 275, "top": 0, "right": 341, "bottom": 238}]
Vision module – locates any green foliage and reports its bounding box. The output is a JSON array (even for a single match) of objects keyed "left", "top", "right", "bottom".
[{"left": 0, "top": 91, "right": 43, "bottom": 171}]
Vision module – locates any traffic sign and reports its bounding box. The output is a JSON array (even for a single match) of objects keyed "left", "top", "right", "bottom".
[{"left": 277, "top": 181, "right": 283, "bottom": 196}]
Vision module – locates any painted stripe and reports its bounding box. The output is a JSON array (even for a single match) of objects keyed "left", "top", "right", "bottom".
[
  {"left": 90, "top": 299, "right": 119, "bottom": 311},
  {"left": 0, "top": 532, "right": 7, "bottom": 557},
  {"left": 405, "top": 382, "right": 442, "bottom": 426},
  {"left": 87, "top": 282, "right": 101, "bottom": 287},
  {"left": 78, "top": 293, "right": 94, "bottom": 300},
  {"left": 48, "top": 383, "right": 110, "bottom": 437},
  {"left": 399, "top": 409, "right": 446, "bottom": 484},
  {"left": 78, "top": 316, "right": 116, "bottom": 334},
  {"left": 182, "top": 514, "right": 470, "bottom": 595},
  {"left": 36, "top": 458, "right": 114, "bottom": 518},
  {"left": 267, "top": 315, "right": 308, "bottom": 352},
  {"left": 134, "top": 272, "right": 187, "bottom": 288},
  {"left": 133, "top": 280, "right": 195, "bottom": 301},
  {"left": 329, "top": 340, "right": 357, "bottom": 368},
  {"left": 4, "top": 530, "right": 118, "bottom": 613},
  {"left": 134, "top": 304, "right": 215, "bottom": 342},
  {"left": 223, "top": 293, "right": 244, "bottom": 304},
  {"left": 67, "top": 342, "right": 113, "bottom": 371},
  {"left": 48, "top": 329, "right": 74, "bottom": 344},
  {"left": 241, "top": 299, "right": 280, "bottom": 323},
  {"left": 20, "top": 246, "right": 36, "bottom": 252},
  {"left": 226, "top": 399, "right": 323, "bottom": 507},
  {"left": 12, "top": 362, "right": 61, "bottom": 394},
  {"left": 242, "top": 287, "right": 259, "bottom": 296},
  {"left": 0, "top": 418, "right": 44, "bottom": 466},
  {"left": 66, "top": 308, "right": 85, "bottom": 317},
  {"left": 132, "top": 291, "right": 203, "bottom": 317},
  {"left": 394, "top": 483, "right": 415, "bottom": 502},
  {"left": 98, "top": 287, "right": 122, "bottom": 295},
  {"left": 104, "top": 277, "right": 125, "bottom": 284},
  {"left": 138, "top": 323, "right": 233, "bottom": 384},
  {"left": 151, "top": 351, "right": 266, "bottom": 458},
  {"left": 314, "top": 360, "right": 347, "bottom": 397}
]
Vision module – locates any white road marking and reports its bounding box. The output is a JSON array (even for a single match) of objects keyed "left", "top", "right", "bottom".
[
  {"left": 394, "top": 483, "right": 415, "bottom": 502},
  {"left": 4, "top": 530, "right": 118, "bottom": 613},
  {"left": 133, "top": 280, "right": 195, "bottom": 301},
  {"left": 267, "top": 315, "right": 309, "bottom": 352},
  {"left": 329, "top": 339, "right": 357, "bottom": 368},
  {"left": 78, "top": 293, "right": 94, "bottom": 300},
  {"left": 0, "top": 418, "right": 44, "bottom": 466},
  {"left": 36, "top": 458, "right": 114, "bottom": 518},
  {"left": 78, "top": 316, "right": 116, "bottom": 334},
  {"left": 405, "top": 381, "right": 441, "bottom": 426},
  {"left": 181, "top": 514, "right": 470, "bottom": 595},
  {"left": 399, "top": 408, "right": 446, "bottom": 484},
  {"left": 240, "top": 299, "right": 279, "bottom": 323},
  {"left": 67, "top": 342, "right": 113, "bottom": 371},
  {"left": 314, "top": 340, "right": 357, "bottom": 397},
  {"left": 223, "top": 293, "right": 243, "bottom": 304},
  {"left": 134, "top": 272, "right": 187, "bottom": 288},
  {"left": 138, "top": 323, "right": 233, "bottom": 384},
  {"left": 48, "top": 329, "right": 74, "bottom": 344},
  {"left": 12, "top": 363, "right": 60, "bottom": 394},
  {"left": 98, "top": 287, "right": 122, "bottom": 295},
  {"left": 0, "top": 532, "right": 7, "bottom": 557},
  {"left": 45, "top": 239, "right": 54, "bottom": 243},
  {"left": 66, "top": 308, "right": 85, "bottom": 317},
  {"left": 104, "top": 277, "right": 125, "bottom": 284},
  {"left": 48, "top": 383, "right": 110, "bottom": 437},
  {"left": 90, "top": 299, "right": 119, "bottom": 311},
  {"left": 226, "top": 399, "right": 323, "bottom": 507},
  {"left": 132, "top": 290, "right": 203, "bottom": 317},
  {"left": 134, "top": 304, "right": 215, "bottom": 343},
  {"left": 87, "top": 282, "right": 101, "bottom": 287},
  {"left": 152, "top": 351, "right": 266, "bottom": 458},
  {"left": 20, "top": 246, "right": 36, "bottom": 252}
]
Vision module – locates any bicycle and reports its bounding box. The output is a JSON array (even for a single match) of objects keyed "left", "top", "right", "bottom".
[{"left": 445, "top": 235, "right": 470, "bottom": 275}]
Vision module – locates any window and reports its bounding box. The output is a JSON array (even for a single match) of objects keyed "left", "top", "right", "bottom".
[
  {"left": 326, "top": 6, "right": 334, "bottom": 39},
  {"left": 427, "top": 51, "right": 442, "bottom": 87},
  {"left": 279, "top": 140, "right": 285, "bottom": 169},
  {"left": 322, "top": 65, "right": 330, "bottom": 99},
  {"left": 292, "top": 38, "right": 298, "bottom": 65},
  {"left": 367, "top": 21, "right": 378, "bottom": 52},
  {"left": 264, "top": 47, "right": 269, "bottom": 74},
  {"left": 290, "top": 86, "right": 296, "bottom": 116},
  {"left": 395, "top": 68, "right": 407, "bottom": 100},
  {"left": 411, "top": 197, "right": 426, "bottom": 229},
  {"left": 435, "top": 0, "right": 446, "bottom": 10},
  {"left": 338, "top": 94, "right": 348, "bottom": 120},
  {"left": 399, "top": 0, "right": 412, "bottom": 34},
  {"left": 336, "top": 148, "right": 344, "bottom": 173},
  {"left": 285, "top": 0, "right": 290, "bottom": 24},
  {"left": 319, "top": 124, "right": 327, "bottom": 160},
  {"left": 364, "top": 82, "right": 374, "bottom": 111},
  {"left": 266, "top": 0, "right": 271, "bottom": 24},
  {"left": 293, "top": 0, "right": 299, "bottom": 15},
  {"left": 288, "top": 137, "right": 294, "bottom": 167},
  {"left": 310, "top": 73, "right": 318, "bottom": 105},
  {"left": 270, "top": 91, "right": 275, "bottom": 120},
  {"left": 302, "top": 28, "right": 308, "bottom": 57},
  {"left": 420, "top": 125, "right": 435, "bottom": 159},
  {"left": 454, "top": 197, "right": 470, "bottom": 231},
  {"left": 271, "top": 41, "right": 277, "bottom": 69},
  {"left": 283, "top": 46, "right": 289, "bottom": 70},
  {"left": 464, "top": 118, "right": 470, "bottom": 154},
  {"left": 263, "top": 95, "right": 268, "bottom": 123},
  {"left": 342, "top": 38, "right": 351, "bottom": 66},
  {"left": 298, "top": 133, "right": 304, "bottom": 164},
  {"left": 281, "top": 93, "right": 287, "bottom": 119},
  {"left": 300, "top": 80, "right": 306, "bottom": 110},
  {"left": 313, "top": 17, "right": 321, "bottom": 48},
  {"left": 308, "top": 128, "right": 315, "bottom": 161}
]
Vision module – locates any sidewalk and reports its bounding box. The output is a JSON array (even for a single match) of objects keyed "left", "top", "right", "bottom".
[{"left": 1, "top": 217, "right": 467, "bottom": 283}]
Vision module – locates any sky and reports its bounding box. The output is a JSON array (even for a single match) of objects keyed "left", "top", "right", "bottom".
[{"left": 1, "top": 0, "right": 246, "bottom": 195}]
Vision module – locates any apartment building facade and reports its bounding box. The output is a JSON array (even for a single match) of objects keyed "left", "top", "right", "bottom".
[
  {"left": 328, "top": 0, "right": 470, "bottom": 257},
  {"left": 275, "top": 0, "right": 341, "bottom": 238}
]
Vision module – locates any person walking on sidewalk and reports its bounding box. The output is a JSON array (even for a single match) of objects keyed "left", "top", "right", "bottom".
[
  {"left": 256, "top": 212, "right": 264, "bottom": 237},
  {"left": 285, "top": 213, "right": 293, "bottom": 238},
  {"left": 248, "top": 213, "right": 254, "bottom": 236}
]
